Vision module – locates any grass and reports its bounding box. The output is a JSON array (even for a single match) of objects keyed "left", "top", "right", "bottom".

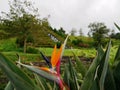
[
  {"left": 0, "top": 37, "right": 118, "bottom": 65},
  {"left": 1, "top": 46, "right": 118, "bottom": 64},
  {"left": 0, "top": 47, "right": 97, "bottom": 64},
  {"left": 38, "top": 47, "right": 96, "bottom": 56},
  {"left": 0, "top": 38, "right": 17, "bottom": 51}
]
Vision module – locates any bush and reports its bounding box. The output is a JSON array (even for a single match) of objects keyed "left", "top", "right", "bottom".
[
  {"left": 72, "top": 39, "right": 83, "bottom": 45},
  {"left": 16, "top": 35, "right": 34, "bottom": 48},
  {"left": 26, "top": 47, "right": 39, "bottom": 54},
  {"left": 56, "top": 41, "right": 61, "bottom": 48},
  {"left": 0, "top": 38, "right": 17, "bottom": 51},
  {"left": 16, "top": 37, "right": 24, "bottom": 47}
]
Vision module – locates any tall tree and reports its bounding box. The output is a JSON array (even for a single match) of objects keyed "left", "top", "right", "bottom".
[
  {"left": 88, "top": 22, "right": 110, "bottom": 46},
  {"left": 79, "top": 28, "right": 83, "bottom": 36},
  {"left": 1, "top": 0, "right": 40, "bottom": 53},
  {"left": 70, "top": 28, "right": 77, "bottom": 36}
]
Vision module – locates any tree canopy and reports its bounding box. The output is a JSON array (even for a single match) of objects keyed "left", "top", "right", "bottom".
[
  {"left": 1, "top": 0, "right": 40, "bottom": 53},
  {"left": 88, "top": 22, "right": 110, "bottom": 47}
]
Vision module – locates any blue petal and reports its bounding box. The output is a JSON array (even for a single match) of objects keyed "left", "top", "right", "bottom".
[{"left": 40, "top": 52, "right": 52, "bottom": 68}]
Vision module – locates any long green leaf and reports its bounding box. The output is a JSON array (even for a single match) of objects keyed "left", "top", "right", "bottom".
[
  {"left": 34, "top": 74, "right": 46, "bottom": 90},
  {"left": 113, "top": 45, "right": 120, "bottom": 90},
  {"left": 96, "top": 40, "right": 116, "bottom": 90},
  {"left": 72, "top": 51, "right": 87, "bottom": 77},
  {"left": 113, "top": 46, "right": 120, "bottom": 68},
  {"left": 5, "top": 82, "right": 14, "bottom": 90},
  {"left": 99, "top": 41, "right": 111, "bottom": 90},
  {"left": 81, "top": 46, "right": 104, "bottom": 90},
  {"left": 63, "top": 64, "right": 70, "bottom": 87},
  {"left": 64, "top": 59, "right": 80, "bottom": 90},
  {"left": 0, "top": 53, "right": 40, "bottom": 90},
  {"left": 113, "top": 62, "right": 120, "bottom": 90},
  {"left": 104, "top": 66, "right": 116, "bottom": 90},
  {"left": 114, "top": 46, "right": 120, "bottom": 61},
  {"left": 17, "top": 62, "right": 61, "bottom": 85}
]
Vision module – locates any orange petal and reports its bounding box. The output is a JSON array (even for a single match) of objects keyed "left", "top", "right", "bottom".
[
  {"left": 53, "top": 44, "right": 63, "bottom": 67},
  {"left": 51, "top": 45, "right": 57, "bottom": 67},
  {"left": 40, "top": 67, "right": 50, "bottom": 72}
]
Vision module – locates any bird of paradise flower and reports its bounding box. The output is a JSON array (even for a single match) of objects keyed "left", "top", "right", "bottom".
[{"left": 17, "top": 35, "right": 69, "bottom": 90}]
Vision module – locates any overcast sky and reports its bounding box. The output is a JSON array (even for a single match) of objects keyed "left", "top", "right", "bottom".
[{"left": 0, "top": 0, "right": 120, "bottom": 35}]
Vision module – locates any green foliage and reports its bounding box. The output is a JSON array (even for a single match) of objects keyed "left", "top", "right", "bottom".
[
  {"left": 0, "top": 30, "right": 9, "bottom": 39},
  {"left": 81, "top": 41, "right": 120, "bottom": 90},
  {"left": 64, "top": 59, "right": 80, "bottom": 90},
  {"left": 0, "top": 38, "right": 17, "bottom": 51},
  {"left": 0, "top": 53, "right": 41, "bottom": 90},
  {"left": 0, "top": 69, "right": 8, "bottom": 89},
  {"left": 110, "top": 32, "right": 120, "bottom": 40},
  {"left": 81, "top": 45, "right": 104, "bottom": 90},
  {"left": 56, "top": 41, "right": 61, "bottom": 48},
  {"left": 70, "top": 36, "right": 94, "bottom": 48},
  {"left": 88, "top": 22, "right": 110, "bottom": 47},
  {"left": 16, "top": 35, "right": 34, "bottom": 48},
  {"left": 16, "top": 37, "right": 24, "bottom": 47},
  {"left": 1, "top": 0, "right": 40, "bottom": 53},
  {"left": 73, "top": 52, "right": 87, "bottom": 77},
  {"left": 26, "top": 46, "right": 39, "bottom": 54}
]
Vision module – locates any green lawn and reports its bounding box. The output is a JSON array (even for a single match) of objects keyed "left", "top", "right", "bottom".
[
  {"left": 1, "top": 45, "right": 118, "bottom": 64},
  {"left": 0, "top": 37, "right": 119, "bottom": 64}
]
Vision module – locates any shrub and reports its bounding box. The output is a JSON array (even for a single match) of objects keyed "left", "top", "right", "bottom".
[
  {"left": 0, "top": 38, "right": 17, "bottom": 51},
  {"left": 56, "top": 41, "right": 61, "bottom": 48},
  {"left": 16, "top": 35, "right": 34, "bottom": 48},
  {"left": 26, "top": 47, "right": 39, "bottom": 54}
]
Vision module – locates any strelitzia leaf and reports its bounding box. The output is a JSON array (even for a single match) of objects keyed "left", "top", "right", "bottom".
[
  {"left": 17, "top": 62, "right": 61, "bottom": 85},
  {"left": 104, "top": 66, "right": 116, "bottom": 90},
  {"left": 113, "top": 45, "right": 120, "bottom": 90},
  {"left": 0, "top": 53, "right": 40, "bottom": 90},
  {"left": 68, "top": 59, "right": 80, "bottom": 90},
  {"left": 96, "top": 40, "right": 116, "bottom": 90},
  {"left": 64, "top": 59, "right": 80, "bottom": 90},
  {"left": 113, "top": 46, "right": 120, "bottom": 68},
  {"left": 114, "top": 46, "right": 120, "bottom": 61},
  {"left": 63, "top": 64, "right": 70, "bottom": 87},
  {"left": 72, "top": 51, "right": 87, "bottom": 77},
  {"left": 81, "top": 45, "right": 104, "bottom": 90},
  {"left": 5, "top": 82, "right": 14, "bottom": 90},
  {"left": 34, "top": 73, "right": 49, "bottom": 90},
  {"left": 99, "top": 40, "right": 111, "bottom": 90},
  {"left": 60, "top": 35, "right": 69, "bottom": 58},
  {"left": 113, "top": 62, "right": 120, "bottom": 90}
]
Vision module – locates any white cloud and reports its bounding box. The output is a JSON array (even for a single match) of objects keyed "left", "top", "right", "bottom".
[{"left": 0, "top": 0, "right": 120, "bottom": 35}]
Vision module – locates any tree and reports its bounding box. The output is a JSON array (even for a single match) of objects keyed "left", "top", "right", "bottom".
[
  {"left": 110, "top": 32, "right": 120, "bottom": 39},
  {"left": 1, "top": 0, "right": 40, "bottom": 53},
  {"left": 88, "top": 22, "right": 110, "bottom": 47},
  {"left": 57, "top": 27, "right": 66, "bottom": 37},
  {"left": 70, "top": 28, "right": 77, "bottom": 36},
  {"left": 79, "top": 28, "right": 83, "bottom": 36}
]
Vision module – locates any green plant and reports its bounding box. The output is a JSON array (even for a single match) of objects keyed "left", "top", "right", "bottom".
[
  {"left": 1, "top": 33, "right": 120, "bottom": 90},
  {"left": 0, "top": 38, "right": 17, "bottom": 51},
  {"left": 26, "top": 46, "right": 39, "bottom": 54}
]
